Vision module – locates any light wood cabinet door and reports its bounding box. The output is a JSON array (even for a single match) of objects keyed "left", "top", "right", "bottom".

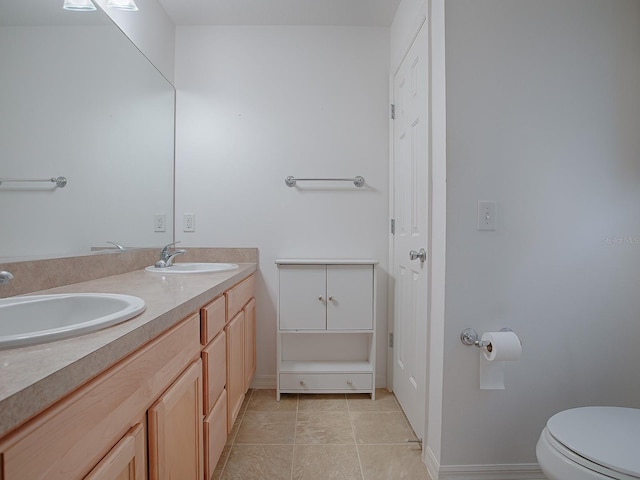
[
  {"left": 226, "top": 311, "right": 245, "bottom": 433},
  {"left": 148, "top": 360, "right": 203, "bottom": 480},
  {"left": 84, "top": 423, "right": 145, "bottom": 480},
  {"left": 244, "top": 297, "right": 256, "bottom": 390}
]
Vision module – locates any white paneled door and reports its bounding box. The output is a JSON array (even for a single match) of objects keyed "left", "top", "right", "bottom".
[{"left": 392, "top": 22, "right": 429, "bottom": 441}]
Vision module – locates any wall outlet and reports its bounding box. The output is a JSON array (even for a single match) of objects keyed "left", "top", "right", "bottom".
[
  {"left": 477, "top": 201, "right": 496, "bottom": 231},
  {"left": 154, "top": 214, "right": 166, "bottom": 232},
  {"left": 183, "top": 213, "right": 195, "bottom": 232}
]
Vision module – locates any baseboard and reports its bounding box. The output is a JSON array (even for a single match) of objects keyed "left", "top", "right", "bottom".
[
  {"left": 250, "top": 374, "right": 276, "bottom": 389},
  {"left": 436, "top": 463, "right": 546, "bottom": 480},
  {"left": 424, "top": 452, "right": 546, "bottom": 480},
  {"left": 424, "top": 446, "right": 441, "bottom": 480}
]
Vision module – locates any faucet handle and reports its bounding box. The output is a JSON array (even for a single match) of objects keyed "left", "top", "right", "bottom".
[{"left": 160, "top": 241, "right": 181, "bottom": 258}]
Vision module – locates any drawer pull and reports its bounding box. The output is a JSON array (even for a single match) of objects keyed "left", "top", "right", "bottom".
[
  {"left": 299, "top": 380, "right": 306, "bottom": 386},
  {"left": 346, "top": 380, "right": 353, "bottom": 386}
]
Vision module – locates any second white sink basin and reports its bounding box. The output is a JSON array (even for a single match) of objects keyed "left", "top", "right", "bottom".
[
  {"left": 0, "top": 293, "right": 146, "bottom": 350},
  {"left": 145, "top": 263, "right": 239, "bottom": 274}
]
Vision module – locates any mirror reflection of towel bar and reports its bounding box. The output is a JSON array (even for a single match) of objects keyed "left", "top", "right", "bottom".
[
  {"left": 0, "top": 176, "right": 67, "bottom": 188},
  {"left": 285, "top": 176, "right": 365, "bottom": 188}
]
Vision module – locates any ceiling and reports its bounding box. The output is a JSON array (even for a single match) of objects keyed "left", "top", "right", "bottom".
[{"left": 157, "top": 0, "right": 402, "bottom": 26}]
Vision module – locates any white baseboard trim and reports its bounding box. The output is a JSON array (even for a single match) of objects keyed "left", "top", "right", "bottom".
[
  {"left": 250, "top": 374, "right": 276, "bottom": 389},
  {"left": 436, "top": 463, "right": 546, "bottom": 480},
  {"left": 424, "top": 446, "right": 441, "bottom": 480}
]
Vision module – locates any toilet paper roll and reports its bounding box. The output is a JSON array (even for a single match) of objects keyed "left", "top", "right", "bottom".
[{"left": 481, "top": 331, "right": 522, "bottom": 362}]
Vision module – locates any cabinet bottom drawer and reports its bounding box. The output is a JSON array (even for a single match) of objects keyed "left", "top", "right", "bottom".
[
  {"left": 204, "top": 389, "right": 227, "bottom": 480},
  {"left": 279, "top": 373, "right": 372, "bottom": 391}
]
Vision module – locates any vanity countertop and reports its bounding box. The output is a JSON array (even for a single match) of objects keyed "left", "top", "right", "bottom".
[{"left": 0, "top": 263, "right": 257, "bottom": 438}]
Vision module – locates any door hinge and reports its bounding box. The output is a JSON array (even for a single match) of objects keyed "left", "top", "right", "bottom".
[
  {"left": 389, "top": 332, "right": 394, "bottom": 348},
  {"left": 390, "top": 218, "right": 395, "bottom": 235},
  {"left": 391, "top": 104, "right": 395, "bottom": 120}
]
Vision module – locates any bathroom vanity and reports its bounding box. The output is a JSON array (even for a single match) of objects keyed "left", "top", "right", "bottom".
[
  {"left": 275, "top": 259, "right": 377, "bottom": 400},
  {"left": 0, "top": 255, "right": 256, "bottom": 480}
]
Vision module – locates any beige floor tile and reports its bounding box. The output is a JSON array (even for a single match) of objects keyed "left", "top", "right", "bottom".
[
  {"left": 292, "top": 445, "right": 362, "bottom": 480},
  {"left": 358, "top": 444, "right": 431, "bottom": 480},
  {"left": 235, "top": 411, "right": 297, "bottom": 444},
  {"left": 247, "top": 389, "right": 298, "bottom": 411},
  {"left": 351, "top": 411, "right": 416, "bottom": 444},
  {"left": 220, "top": 445, "right": 293, "bottom": 480},
  {"left": 295, "top": 412, "right": 355, "bottom": 444},
  {"left": 347, "top": 388, "right": 400, "bottom": 411},
  {"left": 298, "top": 393, "right": 348, "bottom": 412}
]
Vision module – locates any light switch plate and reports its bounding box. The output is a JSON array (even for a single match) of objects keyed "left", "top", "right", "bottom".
[
  {"left": 154, "top": 214, "right": 166, "bottom": 232},
  {"left": 183, "top": 213, "right": 195, "bottom": 232}
]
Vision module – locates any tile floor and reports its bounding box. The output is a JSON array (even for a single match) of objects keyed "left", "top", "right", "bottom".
[{"left": 213, "top": 389, "right": 432, "bottom": 480}]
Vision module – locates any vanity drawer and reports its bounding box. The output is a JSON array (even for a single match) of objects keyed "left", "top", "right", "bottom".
[
  {"left": 226, "top": 275, "right": 255, "bottom": 320},
  {"left": 202, "top": 330, "right": 226, "bottom": 415},
  {"left": 279, "top": 373, "right": 372, "bottom": 391},
  {"left": 204, "top": 389, "right": 227, "bottom": 480},
  {"left": 201, "top": 295, "right": 226, "bottom": 345}
]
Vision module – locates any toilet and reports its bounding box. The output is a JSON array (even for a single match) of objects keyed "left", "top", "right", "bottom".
[{"left": 536, "top": 406, "right": 640, "bottom": 480}]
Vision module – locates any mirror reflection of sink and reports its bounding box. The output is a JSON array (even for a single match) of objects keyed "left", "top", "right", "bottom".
[
  {"left": 144, "top": 263, "right": 239, "bottom": 274},
  {"left": 0, "top": 293, "right": 146, "bottom": 350}
]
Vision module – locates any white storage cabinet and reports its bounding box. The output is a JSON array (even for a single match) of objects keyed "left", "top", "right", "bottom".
[{"left": 276, "top": 259, "right": 377, "bottom": 400}]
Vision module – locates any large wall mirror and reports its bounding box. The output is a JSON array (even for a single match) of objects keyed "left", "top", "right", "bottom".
[{"left": 0, "top": 0, "right": 174, "bottom": 259}]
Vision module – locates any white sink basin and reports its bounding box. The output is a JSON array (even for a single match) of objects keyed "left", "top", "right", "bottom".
[
  {"left": 0, "top": 293, "right": 146, "bottom": 349},
  {"left": 144, "top": 263, "right": 239, "bottom": 274}
]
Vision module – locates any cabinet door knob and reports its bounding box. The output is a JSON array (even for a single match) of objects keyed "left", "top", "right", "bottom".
[
  {"left": 299, "top": 380, "right": 306, "bottom": 386},
  {"left": 328, "top": 296, "right": 334, "bottom": 301},
  {"left": 318, "top": 296, "right": 324, "bottom": 301}
]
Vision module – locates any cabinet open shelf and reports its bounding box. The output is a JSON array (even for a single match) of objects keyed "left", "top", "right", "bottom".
[{"left": 279, "top": 360, "right": 373, "bottom": 374}]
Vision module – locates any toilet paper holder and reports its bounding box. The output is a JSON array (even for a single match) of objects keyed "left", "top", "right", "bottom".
[{"left": 460, "top": 328, "right": 514, "bottom": 350}]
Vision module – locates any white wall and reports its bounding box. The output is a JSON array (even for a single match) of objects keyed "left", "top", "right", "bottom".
[
  {"left": 95, "top": 0, "right": 175, "bottom": 83},
  {"left": 442, "top": 0, "right": 640, "bottom": 468},
  {"left": 174, "top": 26, "right": 391, "bottom": 386}
]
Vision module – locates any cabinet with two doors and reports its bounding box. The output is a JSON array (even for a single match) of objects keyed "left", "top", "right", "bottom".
[
  {"left": 0, "top": 273, "right": 256, "bottom": 480},
  {"left": 276, "top": 260, "right": 377, "bottom": 401}
]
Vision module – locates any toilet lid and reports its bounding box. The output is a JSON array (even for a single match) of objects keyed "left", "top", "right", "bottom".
[{"left": 547, "top": 407, "right": 640, "bottom": 478}]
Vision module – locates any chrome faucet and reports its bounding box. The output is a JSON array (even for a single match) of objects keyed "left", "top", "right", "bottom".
[
  {"left": 154, "top": 242, "right": 187, "bottom": 268},
  {"left": 106, "top": 241, "right": 126, "bottom": 250},
  {"left": 0, "top": 271, "right": 14, "bottom": 285}
]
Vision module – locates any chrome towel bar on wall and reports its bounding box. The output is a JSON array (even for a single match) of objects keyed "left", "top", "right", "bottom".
[
  {"left": 285, "top": 176, "right": 365, "bottom": 188},
  {"left": 0, "top": 176, "right": 67, "bottom": 188}
]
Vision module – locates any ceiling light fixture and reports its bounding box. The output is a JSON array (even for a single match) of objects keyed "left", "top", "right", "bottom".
[
  {"left": 63, "top": 0, "right": 97, "bottom": 11},
  {"left": 106, "top": 0, "right": 139, "bottom": 11}
]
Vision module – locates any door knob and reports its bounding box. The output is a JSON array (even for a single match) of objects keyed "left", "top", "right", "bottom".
[{"left": 409, "top": 248, "right": 426, "bottom": 263}]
